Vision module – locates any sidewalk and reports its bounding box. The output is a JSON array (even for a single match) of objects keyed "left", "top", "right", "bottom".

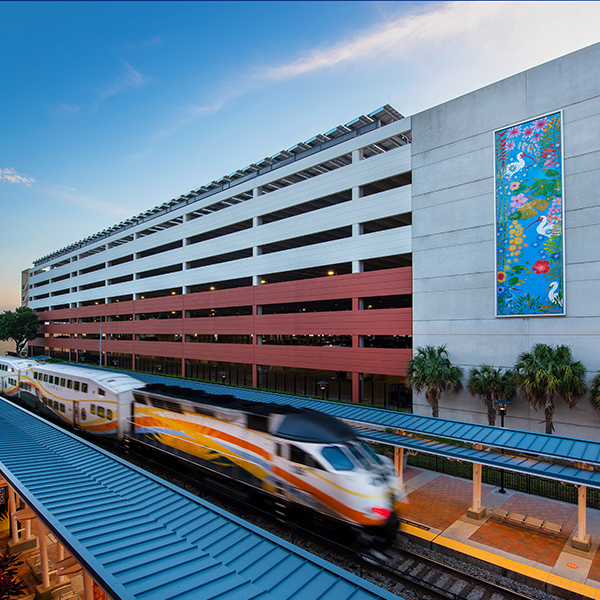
[{"left": 397, "top": 466, "right": 600, "bottom": 597}]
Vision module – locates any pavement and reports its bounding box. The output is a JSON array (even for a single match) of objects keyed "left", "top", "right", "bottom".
[{"left": 398, "top": 466, "right": 600, "bottom": 597}]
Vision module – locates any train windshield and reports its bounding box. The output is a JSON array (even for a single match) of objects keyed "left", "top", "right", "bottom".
[
  {"left": 349, "top": 441, "right": 383, "bottom": 467},
  {"left": 321, "top": 446, "right": 355, "bottom": 471}
]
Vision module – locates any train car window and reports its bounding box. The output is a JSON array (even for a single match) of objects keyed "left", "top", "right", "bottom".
[
  {"left": 33, "top": 372, "right": 37, "bottom": 379},
  {"left": 44, "top": 374, "right": 48, "bottom": 382},
  {"left": 82, "top": 383, "right": 88, "bottom": 393},
  {"left": 49, "top": 376, "right": 54, "bottom": 384},
  {"left": 91, "top": 404, "right": 96, "bottom": 414},
  {"left": 81, "top": 409, "right": 87, "bottom": 420},
  {"left": 98, "top": 388, "right": 105, "bottom": 396},
  {"left": 60, "top": 378, "right": 66, "bottom": 387},
  {"left": 60, "top": 404, "right": 65, "bottom": 413},
  {"left": 74, "top": 381, "right": 80, "bottom": 391},
  {"left": 107, "top": 409, "right": 113, "bottom": 420},
  {"left": 247, "top": 414, "right": 269, "bottom": 432},
  {"left": 53, "top": 401, "right": 59, "bottom": 410},
  {"left": 321, "top": 446, "right": 355, "bottom": 471},
  {"left": 67, "top": 380, "right": 73, "bottom": 389},
  {"left": 97, "top": 406, "right": 105, "bottom": 418}
]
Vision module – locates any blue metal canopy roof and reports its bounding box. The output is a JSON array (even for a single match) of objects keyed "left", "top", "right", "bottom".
[
  {"left": 0, "top": 399, "right": 401, "bottom": 600},
  {"left": 355, "top": 428, "right": 600, "bottom": 488}
]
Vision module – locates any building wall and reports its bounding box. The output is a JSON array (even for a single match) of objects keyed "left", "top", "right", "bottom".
[
  {"left": 411, "top": 42, "right": 600, "bottom": 439},
  {"left": 27, "top": 113, "right": 413, "bottom": 404}
]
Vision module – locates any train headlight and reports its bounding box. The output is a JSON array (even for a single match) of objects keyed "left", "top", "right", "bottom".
[{"left": 371, "top": 506, "right": 391, "bottom": 520}]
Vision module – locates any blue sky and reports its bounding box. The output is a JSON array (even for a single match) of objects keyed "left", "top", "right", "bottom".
[{"left": 2, "top": 1, "right": 600, "bottom": 311}]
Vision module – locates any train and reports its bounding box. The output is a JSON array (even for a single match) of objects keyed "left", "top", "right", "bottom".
[{"left": 0, "top": 356, "right": 399, "bottom": 542}]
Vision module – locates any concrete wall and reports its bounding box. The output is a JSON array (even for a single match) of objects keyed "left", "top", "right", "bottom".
[{"left": 411, "top": 42, "right": 600, "bottom": 440}]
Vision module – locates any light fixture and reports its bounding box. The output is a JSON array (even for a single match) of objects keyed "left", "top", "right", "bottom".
[
  {"left": 327, "top": 271, "right": 335, "bottom": 276},
  {"left": 261, "top": 280, "right": 267, "bottom": 284},
  {"left": 210, "top": 286, "right": 215, "bottom": 291}
]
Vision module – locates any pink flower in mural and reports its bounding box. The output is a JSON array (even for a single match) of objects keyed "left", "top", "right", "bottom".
[
  {"left": 509, "top": 181, "right": 520, "bottom": 190},
  {"left": 506, "top": 140, "right": 515, "bottom": 151},
  {"left": 510, "top": 193, "right": 528, "bottom": 209},
  {"left": 534, "top": 117, "right": 548, "bottom": 131},
  {"left": 522, "top": 125, "right": 534, "bottom": 138},
  {"left": 532, "top": 260, "right": 550, "bottom": 274},
  {"left": 508, "top": 125, "right": 521, "bottom": 138}
]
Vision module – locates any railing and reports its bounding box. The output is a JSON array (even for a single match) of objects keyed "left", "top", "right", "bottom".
[{"left": 407, "top": 452, "right": 600, "bottom": 508}]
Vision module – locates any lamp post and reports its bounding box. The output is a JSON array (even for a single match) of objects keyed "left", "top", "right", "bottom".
[
  {"left": 318, "top": 380, "right": 328, "bottom": 399},
  {"left": 494, "top": 399, "right": 511, "bottom": 494},
  {"left": 219, "top": 370, "right": 227, "bottom": 384}
]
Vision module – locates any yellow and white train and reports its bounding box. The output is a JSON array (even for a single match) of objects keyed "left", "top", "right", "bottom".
[{"left": 0, "top": 356, "right": 399, "bottom": 539}]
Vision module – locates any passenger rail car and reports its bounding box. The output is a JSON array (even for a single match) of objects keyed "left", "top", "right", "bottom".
[
  {"left": 0, "top": 356, "right": 145, "bottom": 436},
  {"left": 0, "top": 357, "right": 398, "bottom": 537}
]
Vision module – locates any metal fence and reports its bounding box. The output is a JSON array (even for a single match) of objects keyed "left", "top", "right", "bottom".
[{"left": 407, "top": 452, "right": 600, "bottom": 508}]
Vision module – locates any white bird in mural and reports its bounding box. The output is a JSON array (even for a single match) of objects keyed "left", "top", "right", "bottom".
[
  {"left": 546, "top": 282, "right": 559, "bottom": 302},
  {"left": 504, "top": 152, "right": 534, "bottom": 179},
  {"left": 545, "top": 282, "right": 563, "bottom": 308},
  {"left": 525, "top": 215, "right": 554, "bottom": 237}
]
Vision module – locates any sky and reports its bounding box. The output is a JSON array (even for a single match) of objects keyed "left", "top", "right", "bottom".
[{"left": 2, "top": 0, "right": 600, "bottom": 312}]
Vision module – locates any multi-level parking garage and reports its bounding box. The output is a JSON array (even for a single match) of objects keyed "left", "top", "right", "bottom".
[{"left": 26, "top": 106, "right": 413, "bottom": 407}]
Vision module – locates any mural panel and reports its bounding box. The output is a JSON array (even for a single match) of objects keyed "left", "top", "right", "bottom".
[{"left": 495, "top": 112, "right": 564, "bottom": 316}]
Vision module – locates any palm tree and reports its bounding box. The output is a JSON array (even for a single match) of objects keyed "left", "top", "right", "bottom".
[
  {"left": 513, "top": 343, "right": 586, "bottom": 434},
  {"left": 405, "top": 345, "right": 463, "bottom": 418},
  {"left": 467, "top": 365, "right": 515, "bottom": 426},
  {"left": 589, "top": 373, "right": 600, "bottom": 412}
]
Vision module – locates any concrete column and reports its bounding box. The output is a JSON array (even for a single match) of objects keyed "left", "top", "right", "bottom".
[
  {"left": 352, "top": 148, "right": 364, "bottom": 163},
  {"left": 39, "top": 520, "right": 51, "bottom": 589},
  {"left": 8, "top": 487, "right": 18, "bottom": 544},
  {"left": 57, "top": 543, "right": 65, "bottom": 584},
  {"left": 83, "top": 570, "right": 94, "bottom": 600},
  {"left": 467, "top": 463, "right": 486, "bottom": 520},
  {"left": 572, "top": 485, "right": 592, "bottom": 551},
  {"left": 394, "top": 445, "right": 404, "bottom": 484},
  {"left": 352, "top": 373, "right": 362, "bottom": 404}
]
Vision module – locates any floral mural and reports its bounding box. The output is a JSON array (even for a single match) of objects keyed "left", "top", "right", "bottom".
[{"left": 495, "top": 112, "right": 564, "bottom": 316}]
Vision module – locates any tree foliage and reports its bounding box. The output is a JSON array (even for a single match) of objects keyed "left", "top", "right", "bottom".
[
  {"left": 0, "top": 553, "right": 26, "bottom": 600},
  {"left": 404, "top": 345, "right": 463, "bottom": 418},
  {"left": 513, "top": 343, "right": 586, "bottom": 434},
  {"left": 467, "top": 365, "right": 515, "bottom": 426},
  {"left": 589, "top": 373, "right": 600, "bottom": 412},
  {"left": 0, "top": 307, "right": 40, "bottom": 356}
]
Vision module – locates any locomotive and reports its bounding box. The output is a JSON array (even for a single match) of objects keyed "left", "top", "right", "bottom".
[{"left": 0, "top": 357, "right": 399, "bottom": 540}]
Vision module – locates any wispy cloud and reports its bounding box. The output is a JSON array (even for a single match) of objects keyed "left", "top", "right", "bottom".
[
  {"left": 96, "top": 62, "right": 144, "bottom": 105},
  {"left": 55, "top": 62, "right": 145, "bottom": 116},
  {"left": 44, "top": 184, "right": 132, "bottom": 218},
  {"left": 140, "top": 1, "right": 600, "bottom": 152},
  {"left": 0, "top": 167, "right": 35, "bottom": 186}
]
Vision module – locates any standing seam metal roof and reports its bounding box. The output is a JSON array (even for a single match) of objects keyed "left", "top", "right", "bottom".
[{"left": 0, "top": 399, "right": 400, "bottom": 600}]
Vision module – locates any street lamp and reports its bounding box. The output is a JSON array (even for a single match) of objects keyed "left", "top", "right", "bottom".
[
  {"left": 219, "top": 371, "right": 227, "bottom": 384},
  {"left": 156, "top": 364, "right": 162, "bottom": 375},
  {"left": 494, "top": 399, "right": 511, "bottom": 494},
  {"left": 318, "top": 380, "right": 328, "bottom": 399}
]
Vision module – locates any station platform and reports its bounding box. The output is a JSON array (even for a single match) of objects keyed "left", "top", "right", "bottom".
[{"left": 398, "top": 466, "right": 600, "bottom": 599}]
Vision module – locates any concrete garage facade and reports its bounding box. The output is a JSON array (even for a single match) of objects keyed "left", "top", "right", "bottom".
[{"left": 411, "top": 42, "right": 600, "bottom": 439}]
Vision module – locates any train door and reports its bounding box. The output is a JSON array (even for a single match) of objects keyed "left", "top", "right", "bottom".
[
  {"left": 271, "top": 442, "right": 291, "bottom": 499},
  {"left": 73, "top": 401, "right": 80, "bottom": 429}
]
